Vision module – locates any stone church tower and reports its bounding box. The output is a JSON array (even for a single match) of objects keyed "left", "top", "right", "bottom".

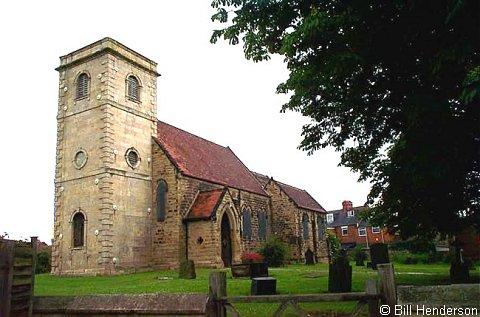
[{"left": 51, "top": 38, "right": 159, "bottom": 275}]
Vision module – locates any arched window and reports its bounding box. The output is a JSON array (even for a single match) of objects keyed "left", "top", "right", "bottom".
[
  {"left": 73, "top": 212, "right": 85, "bottom": 247},
  {"left": 317, "top": 215, "right": 324, "bottom": 240},
  {"left": 302, "top": 214, "right": 309, "bottom": 240},
  {"left": 242, "top": 208, "right": 252, "bottom": 240},
  {"left": 127, "top": 75, "right": 140, "bottom": 101},
  {"left": 156, "top": 180, "right": 167, "bottom": 222},
  {"left": 76, "top": 73, "right": 89, "bottom": 99},
  {"left": 258, "top": 211, "right": 267, "bottom": 240}
]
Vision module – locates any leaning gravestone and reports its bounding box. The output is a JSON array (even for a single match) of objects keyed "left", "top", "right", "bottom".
[{"left": 305, "top": 248, "right": 314, "bottom": 265}]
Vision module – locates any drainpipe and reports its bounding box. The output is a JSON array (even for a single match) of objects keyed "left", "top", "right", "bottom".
[
  {"left": 365, "top": 228, "right": 369, "bottom": 249},
  {"left": 183, "top": 221, "right": 189, "bottom": 261}
]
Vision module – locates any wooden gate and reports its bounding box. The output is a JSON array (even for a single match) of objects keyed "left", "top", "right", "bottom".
[
  {"left": 208, "top": 264, "right": 396, "bottom": 317},
  {"left": 0, "top": 237, "right": 37, "bottom": 317}
]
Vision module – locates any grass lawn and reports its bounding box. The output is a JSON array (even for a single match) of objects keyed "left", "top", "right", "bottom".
[{"left": 35, "top": 262, "right": 480, "bottom": 316}]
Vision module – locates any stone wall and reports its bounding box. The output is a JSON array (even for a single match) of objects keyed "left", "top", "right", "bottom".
[
  {"left": 265, "top": 181, "right": 328, "bottom": 263},
  {"left": 33, "top": 294, "right": 208, "bottom": 316},
  {"left": 151, "top": 141, "right": 271, "bottom": 268},
  {"left": 52, "top": 38, "right": 158, "bottom": 275}
]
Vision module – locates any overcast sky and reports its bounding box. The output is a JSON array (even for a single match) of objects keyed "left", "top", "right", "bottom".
[{"left": 0, "top": 1, "right": 370, "bottom": 243}]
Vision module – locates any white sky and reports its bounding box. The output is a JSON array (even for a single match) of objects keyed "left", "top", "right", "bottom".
[{"left": 0, "top": 1, "right": 369, "bottom": 243}]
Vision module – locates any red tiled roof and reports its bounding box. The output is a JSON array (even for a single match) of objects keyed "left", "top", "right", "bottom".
[
  {"left": 185, "top": 189, "right": 225, "bottom": 220},
  {"left": 156, "top": 121, "right": 267, "bottom": 196},
  {"left": 277, "top": 181, "right": 325, "bottom": 213}
]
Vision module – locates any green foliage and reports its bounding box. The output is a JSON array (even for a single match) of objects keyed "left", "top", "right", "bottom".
[
  {"left": 211, "top": 0, "right": 480, "bottom": 239},
  {"left": 391, "top": 250, "right": 450, "bottom": 264},
  {"left": 389, "top": 237, "right": 436, "bottom": 254},
  {"left": 326, "top": 231, "right": 341, "bottom": 261},
  {"left": 36, "top": 251, "right": 51, "bottom": 274},
  {"left": 258, "top": 236, "right": 288, "bottom": 267},
  {"left": 353, "top": 245, "right": 367, "bottom": 263}
]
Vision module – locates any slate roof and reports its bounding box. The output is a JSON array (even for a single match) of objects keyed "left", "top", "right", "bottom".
[
  {"left": 156, "top": 121, "right": 267, "bottom": 197},
  {"left": 327, "top": 206, "right": 370, "bottom": 228},
  {"left": 185, "top": 189, "right": 226, "bottom": 220},
  {"left": 277, "top": 181, "right": 326, "bottom": 213}
]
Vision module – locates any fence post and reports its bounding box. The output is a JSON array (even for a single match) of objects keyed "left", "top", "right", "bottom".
[
  {"left": 208, "top": 271, "right": 226, "bottom": 317},
  {"left": 377, "top": 263, "right": 396, "bottom": 317},
  {"left": 0, "top": 239, "right": 15, "bottom": 317},
  {"left": 366, "top": 279, "right": 379, "bottom": 317},
  {"left": 29, "top": 236, "right": 38, "bottom": 317}
]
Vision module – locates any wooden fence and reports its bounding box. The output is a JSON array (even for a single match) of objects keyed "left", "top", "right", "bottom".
[
  {"left": 0, "top": 237, "right": 38, "bottom": 317},
  {"left": 208, "top": 263, "right": 396, "bottom": 317}
]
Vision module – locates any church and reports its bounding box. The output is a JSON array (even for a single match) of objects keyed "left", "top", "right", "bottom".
[{"left": 51, "top": 38, "right": 328, "bottom": 275}]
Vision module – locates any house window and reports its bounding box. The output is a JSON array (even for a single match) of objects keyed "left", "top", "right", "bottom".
[
  {"left": 258, "top": 211, "right": 267, "bottom": 240},
  {"left": 76, "top": 73, "right": 89, "bottom": 99},
  {"left": 72, "top": 212, "right": 85, "bottom": 247},
  {"left": 242, "top": 208, "right": 252, "bottom": 240},
  {"left": 317, "top": 215, "right": 324, "bottom": 240},
  {"left": 127, "top": 75, "right": 140, "bottom": 101},
  {"left": 302, "top": 214, "right": 309, "bottom": 240},
  {"left": 156, "top": 180, "right": 167, "bottom": 222},
  {"left": 372, "top": 226, "right": 381, "bottom": 234},
  {"left": 347, "top": 210, "right": 354, "bottom": 217},
  {"left": 326, "top": 213, "right": 334, "bottom": 223},
  {"left": 358, "top": 227, "right": 367, "bottom": 236},
  {"left": 341, "top": 226, "right": 348, "bottom": 236}
]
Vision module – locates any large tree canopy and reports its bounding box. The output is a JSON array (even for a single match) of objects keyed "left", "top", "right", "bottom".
[{"left": 211, "top": 0, "right": 479, "bottom": 239}]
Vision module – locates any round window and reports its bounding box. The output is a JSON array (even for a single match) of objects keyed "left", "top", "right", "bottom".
[
  {"left": 125, "top": 148, "right": 140, "bottom": 168},
  {"left": 73, "top": 149, "right": 88, "bottom": 169}
]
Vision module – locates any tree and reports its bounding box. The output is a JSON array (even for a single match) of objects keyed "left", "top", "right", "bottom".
[{"left": 211, "top": 0, "right": 479, "bottom": 240}]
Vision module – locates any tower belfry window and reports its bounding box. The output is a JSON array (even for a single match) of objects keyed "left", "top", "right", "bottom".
[
  {"left": 76, "top": 73, "right": 89, "bottom": 99},
  {"left": 127, "top": 75, "right": 140, "bottom": 101}
]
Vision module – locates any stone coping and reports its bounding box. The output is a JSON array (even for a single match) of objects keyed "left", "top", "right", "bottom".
[{"left": 34, "top": 294, "right": 208, "bottom": 314}]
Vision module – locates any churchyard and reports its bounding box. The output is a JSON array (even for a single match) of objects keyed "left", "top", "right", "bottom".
[{"left": 34, "top": 262, "right": 480, "bottom": 316}]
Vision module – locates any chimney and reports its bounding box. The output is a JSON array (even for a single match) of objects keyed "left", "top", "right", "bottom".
[{"left": 342, "top": 200, "right": 353, "bottom": 212}]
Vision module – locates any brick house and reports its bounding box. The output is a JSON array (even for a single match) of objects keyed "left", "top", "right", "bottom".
[
  {"left": 51, "top": 38, "right": 329, "bottom": 275},
  {"left": 326, "top": 201, "right": 397, "bottom": 249}
]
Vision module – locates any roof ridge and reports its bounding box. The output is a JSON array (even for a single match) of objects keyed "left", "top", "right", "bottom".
[{"left": 157, "top": 120, "right": 229, "bottom": 150}]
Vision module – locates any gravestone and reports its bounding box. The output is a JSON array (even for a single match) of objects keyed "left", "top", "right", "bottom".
[
  {"left": 328, "top": 250, "right": 352, "bottom": 293},
  {"left": 305, "top": 248, "right": 314, "bottom": 265},
  {"left": 251, "top": 277, "right": 276, "bottom": 295},
  {"left": 370, "top": 243, "right": 389, "bottom": 269},
  {"left": 179, "top": 260, "right": 196, "bottom": 279}
]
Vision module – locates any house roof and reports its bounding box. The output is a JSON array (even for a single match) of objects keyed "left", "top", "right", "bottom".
[
  {"left": 327, "top": 206, "right": 370, "bottom": 228},
  {"left": 156, "top": 121, "right": 267, "bottom": 197},
  {"left": 277, "top": 181, "right": 326, "bottom": 213},
  {"left": 185, "top": 189, "right": 225, "bottom": 221}
]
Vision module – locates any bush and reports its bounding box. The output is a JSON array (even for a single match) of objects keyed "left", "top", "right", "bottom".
[
  {"left": 354, "top": 245, "right": 367, "bottom": 264},
  {"left": 259, "top": 236, "right": 288, "bottom": 267},
  {"left": 326, "top": 231, "right": 341, "bottom": 261},
  {"left": 36, "top": 251, "right": 51, "bottom": 274},
  {"left": 241, "top": 251, "right": 264, "bottom": 263}
]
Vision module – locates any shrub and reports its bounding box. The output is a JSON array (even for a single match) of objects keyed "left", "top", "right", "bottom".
[
  {"left": 36, "top": 251, "right": 51, "bottom": 274},
  {"left": 241, "top": 251, "right": 264, "bottom": 263},
  {"left": 326, "top": 231, "right": 341, "bottom": 261},
  {"left": 354, "top": 245, "right": 368, "bottom": 263},
  {"left": 259, "top": 236, "right": 288, "bottom": 267}
]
